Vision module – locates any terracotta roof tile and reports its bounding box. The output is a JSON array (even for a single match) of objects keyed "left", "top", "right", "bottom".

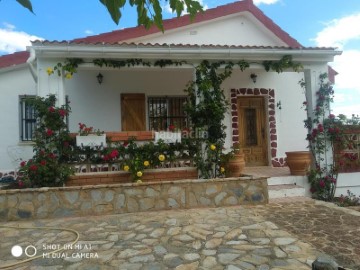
[
  {"left": 31, "top": 41, "right": 335, "bottom": 50},
  {"left": 0, "top": 51, "right": 29, "bottom": 69}
]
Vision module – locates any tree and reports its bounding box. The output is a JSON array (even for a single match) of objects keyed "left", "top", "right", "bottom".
[{"left": 14, "top": 0, "right": 203, "bottom": 31}]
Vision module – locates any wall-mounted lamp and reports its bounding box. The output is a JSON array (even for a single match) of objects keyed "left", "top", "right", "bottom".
[
  {"left": 97, "top": 73, "right": 103, "bottom": 84},
  {"left": 250, "top": 73, "right": 257, "bottom": 83}
]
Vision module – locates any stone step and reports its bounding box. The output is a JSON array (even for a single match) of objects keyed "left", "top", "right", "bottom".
[
  {"left": 267, "top": 175, "right": 307, "bottom": 186},
  {"left": 268, "top": 184, "right": 305, "bottom": 199}
]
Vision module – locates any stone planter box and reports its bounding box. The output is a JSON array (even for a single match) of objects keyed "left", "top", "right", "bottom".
[{"left": 0, "top": 176, "right": 268, "bottom": 221}]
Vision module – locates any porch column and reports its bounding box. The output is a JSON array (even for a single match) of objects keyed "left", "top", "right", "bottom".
[
  {"left": 304, "top": 66, "right": 333, "bottom": 167},
  {"left": 37, "top": 60, "right": 66, "bottom": 107}
]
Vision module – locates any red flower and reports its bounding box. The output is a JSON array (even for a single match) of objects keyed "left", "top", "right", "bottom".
[
  {"left": 319, "top": 180, "right": 325, "bottom": 188},
  {"left": 18, "top": 180, "right": 24, "bottom": 188},
  {"left": 169, "top": 125, "right": 175, "bottom": 132},
  {"left": 40, "top": 160, "right": 46, "bottom": 166},
  {"left": 123, "top": 141, "right": 129, "bottom": 147},
  {"left": 110, "top": 150, "right": 119, "bottom": 159},
  {"left": 29, "top": 164, "right": 38, "bottom": 171},
  {"left": 46, "top": 129, "right": 54, "bottom": 136},
  {"left": 48, "top": 153, "right": 56, "bottom": 159},
  {"left": 48, "top": 106, "right": 55, "bottom": 113},
  {"left": 78, "top": 123, "right": 85, "bottom": 130},
  {"left": 318, "top": 124, "right": 324, "bottom": 132},
  {"left": 20, "top": 161, "right": 26, "bottom": 167},
  {"left": 59, "top": 109, "right": 67, "bottom": 117}
]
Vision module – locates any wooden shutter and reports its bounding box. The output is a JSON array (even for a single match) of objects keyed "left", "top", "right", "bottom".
[{"left": 121, "top": 94, "right": 146, "bottom": 131}]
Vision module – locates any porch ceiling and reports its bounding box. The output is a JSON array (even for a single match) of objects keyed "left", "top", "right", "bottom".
[{"left": 30, "top": 41, "right": 341, "bottom": 63}]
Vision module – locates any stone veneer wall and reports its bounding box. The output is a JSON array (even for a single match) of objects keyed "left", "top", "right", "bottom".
[
  {"left": 230, "top": 88, "right": 286, "bottom": 167},
  {"left": 66, "top": 168, "right": 198, "bottom": 186},
  {"left": 0, "top": 177, "right": 268, "bottom": 222}
]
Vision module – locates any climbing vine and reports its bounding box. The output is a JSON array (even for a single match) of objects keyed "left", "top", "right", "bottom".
[
  {"left": 45, "top": 55, "right": 302, "bottom": 179},
  {"left": 305, "top": 73, "right": 349, "bottom": 201}
]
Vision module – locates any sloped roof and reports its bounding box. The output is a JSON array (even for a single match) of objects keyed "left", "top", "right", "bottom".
[
  {"left": 73, "top": 0, "right": 302, "bottom": 47},
  {"left": 0, "top": 51, "right": 29, "bottom": 70}
]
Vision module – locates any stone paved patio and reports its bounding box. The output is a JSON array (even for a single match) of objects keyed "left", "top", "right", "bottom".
[{"left": 0, "top": 198, "right": 359, "bottom": 270}]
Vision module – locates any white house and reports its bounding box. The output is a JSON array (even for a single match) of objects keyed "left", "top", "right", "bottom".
[{"left": 2, "top": 0, "right": 354, "bottom": 195}]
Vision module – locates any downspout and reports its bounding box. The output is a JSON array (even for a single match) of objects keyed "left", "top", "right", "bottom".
[{"left": 26, "top": 48, "right": 38, "bottom": 83}]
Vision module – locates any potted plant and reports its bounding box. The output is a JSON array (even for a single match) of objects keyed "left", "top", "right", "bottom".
[
  {"left": 76, "top": 123, "right": 106, "bottom": 148},
  {"left": 222, "top": 143, "right": 245, "bottom": 177},
  {"left": 285, "top": 151, "right": 312, "bottom": 175}
]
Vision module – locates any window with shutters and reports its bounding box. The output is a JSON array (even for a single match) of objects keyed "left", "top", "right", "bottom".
[{"left": 148, "top": 96, "right": 188, "bottom": 131}]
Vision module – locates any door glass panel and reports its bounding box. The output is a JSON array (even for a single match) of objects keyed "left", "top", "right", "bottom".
[{"left": 245, "top": 108, "right": 257, "bottom": 146}]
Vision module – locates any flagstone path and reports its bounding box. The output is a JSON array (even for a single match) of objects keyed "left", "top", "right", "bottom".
[{"left": 0, "top": 198, "right": 359, "bottom": 270}]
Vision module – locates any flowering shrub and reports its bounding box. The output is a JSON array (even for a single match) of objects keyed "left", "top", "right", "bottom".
[
  {"left": 334, "top": 190, "right": 360, "bottom": 207},
  {"left": 305, "top": 74, "right": 352, "bottom": 201},
  {"left": 18, "top": 95, "right": 74, "bottom": 188},
  {"left": 78, "top": 122, "right": 103, "bottom": 136}
]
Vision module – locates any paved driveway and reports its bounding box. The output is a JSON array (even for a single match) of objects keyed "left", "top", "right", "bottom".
[{"left": 0, "top": 198, "right": 359, "bottom": 270}]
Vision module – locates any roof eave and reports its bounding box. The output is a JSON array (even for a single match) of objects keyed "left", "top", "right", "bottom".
[{"left": 31, "top": 44, "right": 342, "bottom": 63}]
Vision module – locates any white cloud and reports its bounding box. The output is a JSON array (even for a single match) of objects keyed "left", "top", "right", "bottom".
[
  {"left": 332, "top": 104, "right": 360, "bottom": 117},
  {"left": 312, "top": 13, "right": 360, "bottom": 117},
  {"left": 253, "top": 0, "right": 280, "bottom": 5},
  {"left": 85, "top": 30, "right": 94, "bottom": 35},
  {"left": 314, "top": 13, "right": 360, "bottom": 49},
  {"left": 0, "top": 23, "right": 43, "bottom": 54},
  {"left": 331, "top": 50, "right": 360, "bottom": 92}
]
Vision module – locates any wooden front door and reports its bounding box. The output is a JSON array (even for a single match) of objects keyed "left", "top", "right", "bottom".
[
  {"left": 121, "top": 94, "right": 146, "bottom": 131},
  {"left": 237, "top": 97, "right": 268, "bottom": 166}
]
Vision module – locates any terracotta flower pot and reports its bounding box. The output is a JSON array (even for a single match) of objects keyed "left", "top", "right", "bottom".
[
  {"left": 226, "top": 153, "right": 246, "bottom": 177},
  {"left": 285, "top": 151, "right": 312, "bottom": 176}
]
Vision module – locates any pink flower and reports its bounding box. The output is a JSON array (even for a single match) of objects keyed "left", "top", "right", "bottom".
[
  {"left": 40, "top": 160, "right": 46, "bottom": 166},
  {"left": 48, "top": 107, "right": 55, "bottom": 113},
  {"left": 329, "top": 114, "right": 335, "bottom": 119},
  {"left": 18, "top": 180, "right": 24, "bottom": 188},
  {"left": 319, "top": 180, "right": 325, "bottom": 188},
  {"left": 20, "top": 161, "right": 26, "bottom": 167},
  {"left": 48, "top": 153, "right": 56, "bottom": 159}
]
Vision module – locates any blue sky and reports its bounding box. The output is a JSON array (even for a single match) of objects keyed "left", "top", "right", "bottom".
[{"left": 0, "top": 0, "right": 360, "bottom": 116}]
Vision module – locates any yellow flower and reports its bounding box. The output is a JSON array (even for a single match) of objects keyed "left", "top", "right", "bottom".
[
  {"left": 65, "top": 73, "right": 72, "bottom": 79},
  {"left": 123, "top": 165, "right": 129, "bottom": 171},
  {"left": 144, "top": 161, "right": 150, "bottom": 167},
  {"left": 159, "top": 154, "right": 165, "bottom": 162},
  {"left": 136, "top": 179, "right": 142, "bottom": 184},
  {"left": 46, "top": 67, "right": 54, "bottom": 75},
  {"left": 220, "top": 167, "right": 225, "bottom": 173},
  {"left": 210, "top": 144, "right": 216, "bottom": 151},
  {"left": 136, "top": 171, "right": 143, "bottom": 177}
]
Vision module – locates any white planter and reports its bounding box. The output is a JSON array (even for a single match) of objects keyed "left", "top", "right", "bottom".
[
  {"left": 155, "top": 131, "right": 181, "bottom": 143},
  {"left": 76, "top": 134, "right": 107, "bottom": 148}
]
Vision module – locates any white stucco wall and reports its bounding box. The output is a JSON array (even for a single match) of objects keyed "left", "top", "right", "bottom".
[
  {"left": 64, "top": 68, "right": 194, "bottom": 132},
  {"left": 130, "top": 13, "right": 287, "bottom": 47},
  {"left": 0, "top": 67, "right": 36, "bottom": 171},
  {"left": 222, "top": 69, "right": 308, "bottom": 158},
  {"left": 336, "top": 173, "right": 360, "bottom": 197}
]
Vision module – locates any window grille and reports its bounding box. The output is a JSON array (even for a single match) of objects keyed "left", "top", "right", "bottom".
[
  {"left": 148, "top": 96, "right": 188, "bottom": 131},
  {"left": 19, "top": 96, "right": 36, "bottom": 141}
]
